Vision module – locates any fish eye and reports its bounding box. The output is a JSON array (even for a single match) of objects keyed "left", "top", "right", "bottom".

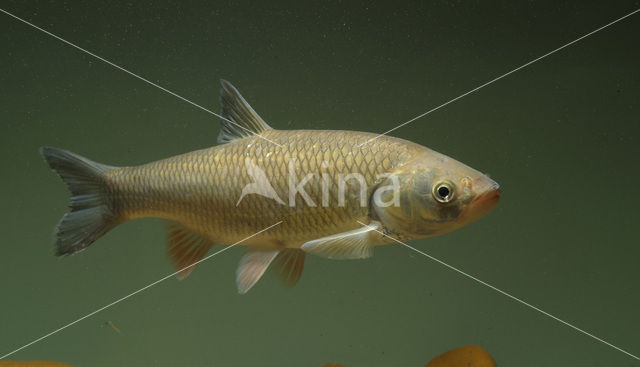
[{"left": 432, "top": 181, "right": 455, "bottom": 203}]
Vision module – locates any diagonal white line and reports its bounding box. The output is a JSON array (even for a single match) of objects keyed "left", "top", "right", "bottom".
[
  {"left": 359, "top": 8, "right": 640, "bottom": 146},
  {"left": 356, "top": 221, "right": 639, "bottom": 361},
  {"left": 0, "top": 7, "right": 283, "bottom": 148},
  {"left": 0, "top": 221, "right": 282, "bottom": 360}
]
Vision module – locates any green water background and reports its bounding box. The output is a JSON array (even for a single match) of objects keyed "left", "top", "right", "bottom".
[{"left": 1, "top": 1, "right": 639, "bottom": 366}]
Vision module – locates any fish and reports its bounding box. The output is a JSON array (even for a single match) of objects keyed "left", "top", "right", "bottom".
[{"left": 41, "top": 80, "right": 501, "bottom": 294}]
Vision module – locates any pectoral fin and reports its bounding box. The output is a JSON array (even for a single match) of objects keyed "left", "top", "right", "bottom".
[
  {"left": 166, "top": 222, "right": 214, "bottom": 279},
  {"left": 236, "top": 248, "right": 279, "bottom": 294},
  {"left": 300, "top": 221, "right": 382, "bottom": 259}
]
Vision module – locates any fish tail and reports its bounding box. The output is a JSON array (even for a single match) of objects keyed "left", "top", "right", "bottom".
[{"left": 40, "top": 146, "right": 119, "bottom": 256}]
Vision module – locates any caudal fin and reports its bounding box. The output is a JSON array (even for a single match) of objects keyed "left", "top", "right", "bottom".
[{"left": 40, "top": 146, "right": 118, "bottom": 256}]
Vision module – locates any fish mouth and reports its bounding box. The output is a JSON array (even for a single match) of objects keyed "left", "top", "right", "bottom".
[{"left": 458, "top": 177, "right": 501, "bottom": 225}]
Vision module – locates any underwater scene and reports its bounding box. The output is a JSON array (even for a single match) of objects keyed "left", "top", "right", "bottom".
[{"left": 1, "top": 1, "right": 639, "bottom": 366}]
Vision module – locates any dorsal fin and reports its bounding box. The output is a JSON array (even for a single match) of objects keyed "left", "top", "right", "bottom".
[
  {"left": 217, "top": 80, "right": 273, "bottom": 144},
  {"left": 272, "top": 249, "right": 306, "bottom": 287},
  {"left": 165, "top": 221, "right": 214, "bottom": 279}
]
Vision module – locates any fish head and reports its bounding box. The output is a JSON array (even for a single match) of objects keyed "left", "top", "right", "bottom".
[{"left": 372, "top": 149, "right": 500, "bottom": 239}]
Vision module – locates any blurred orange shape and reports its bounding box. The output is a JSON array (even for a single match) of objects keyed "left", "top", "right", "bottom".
[{"left": 426, "top": 345, "right": 497, "bottom": 367}]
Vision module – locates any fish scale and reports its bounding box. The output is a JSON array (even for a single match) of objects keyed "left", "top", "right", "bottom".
[{"left": 108, "top": 128, "right": 416, "bottom": 248}]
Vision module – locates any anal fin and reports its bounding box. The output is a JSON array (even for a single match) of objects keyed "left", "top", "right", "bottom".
[
  {"left": 272, "top": 249, "right": 306, "bottom": 287},
  {"left": 166, "top": 221, "right": 214, "bottom": 279}
]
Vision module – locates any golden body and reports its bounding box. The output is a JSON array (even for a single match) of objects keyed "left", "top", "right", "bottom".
[{"left": 109, "top": 129, "right": 421, "bottom": 249}]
